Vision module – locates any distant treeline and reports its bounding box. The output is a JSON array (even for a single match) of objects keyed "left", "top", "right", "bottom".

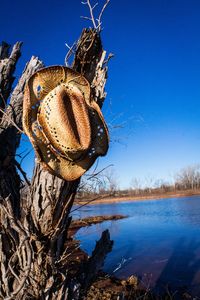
[{"left": 76, "top": 164, "right": 200, "bottom": 200}]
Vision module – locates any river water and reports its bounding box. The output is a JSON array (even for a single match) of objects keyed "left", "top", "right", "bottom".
[{"left": 72, "top": 196, "right": 200, "bottom": 296}]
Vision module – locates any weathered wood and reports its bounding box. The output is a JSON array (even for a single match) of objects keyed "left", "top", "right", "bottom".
[
  {"left": 30, "top": 163, "right": 79, "bottom": 236},
  {"left": 73, "top": 28, "right": 108, "bottom": 108},
  {"left": 81, "top": 230, "right": 113, "bottom": 289},
  {"left": 0, "top": 56, "right": 43, "bottom": 215},
  {"left": 0, "top": 42, "right": 22, "bottom": 116}
]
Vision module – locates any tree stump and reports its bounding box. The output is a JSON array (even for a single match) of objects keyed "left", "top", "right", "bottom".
[{"left": 0, "top": 29, "right": 113, "bottom": 299}]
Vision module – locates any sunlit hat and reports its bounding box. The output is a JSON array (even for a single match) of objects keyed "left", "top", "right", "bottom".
[{"left": 23, "top": 66, "right": 109, "bottom": 181}]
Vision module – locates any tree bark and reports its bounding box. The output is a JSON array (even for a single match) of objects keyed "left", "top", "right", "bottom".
[{"left": 0, "top": 42, "right": 22, "bottom": 117}]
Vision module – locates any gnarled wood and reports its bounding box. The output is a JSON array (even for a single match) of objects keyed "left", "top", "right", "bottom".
[
  {"left": 0, "top": 42, "right": 22, "bottom": 116},
  {"left": 81, "top": 230, "right": 113, "bottom": 289},
  {"left": 0, "top": 28, "right": 112, "bottom": 300},
  {"left": 0, "top": 56, "right": 43, "bottom": 215}
]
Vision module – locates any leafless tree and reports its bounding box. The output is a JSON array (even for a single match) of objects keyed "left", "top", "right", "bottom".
[
  {"left": 76, "top": 165, "right": 118, "bottom": 201},
  {"left": 143, "top": 176, "right": 154, "bottom": 194},
  {"left": 103, "top": 168, "right": 119, "bottom": 195},
  {"left": 175, "top": 164, "right": 200, "bottom": 190},
  {"left": 130, "top": 177, "right": 141, "bottom": 195},
  {"left": 0, "top": 2, "right": 114, "bottom": 299}
]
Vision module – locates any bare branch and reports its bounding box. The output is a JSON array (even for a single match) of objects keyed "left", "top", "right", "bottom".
[
  {"left": 70, "top": 194, "right": 113, "bottom": 213},
  {"left": 86, "top": 164, "right": 114, "bottom": 180},
  {"left": 81, "top": 0, "right": 110, "bottom": 31},
  {"left": 103, "top": 52, "right": 114, "bottom": 65},
  {"left": 0, "top": 107, "right": 24, "bottom": 134},
  {"left": 0, "top": 92, "right": 7, "bottom": 108},
  {"left": 64, "top": 41, "right": 77, "bottom": 66},
  {"left": 80, "top": 16, "right": 93, "bottom": 21},
  {"left": 96, "top": 0, "right": 110, "bottom": 29},
  {"left": 14, "top": 159, "right": 31, "bottom": 186},
  {"left": 0, "top": 198, "right": 33, "bottom": 299},
  {"left": 19, "top": 148, "right": 32, "bottom": 165},
  {"left": 85, "top": 0, "right": 98, "bottom": 28}
]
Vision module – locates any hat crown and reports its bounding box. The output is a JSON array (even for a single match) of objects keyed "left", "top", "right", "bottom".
[{"left": 38, "top": 84, "right": 91, "bottom": 160}]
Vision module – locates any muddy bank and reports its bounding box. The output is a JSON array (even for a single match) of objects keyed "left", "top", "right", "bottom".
[
  {"left": 69, "top": 214, "right": 127, "bottom": 236},
  {"left": 84, "top": 275, "right": 192, "bottom": 299},
  {"left": 71, "top": 215, "right": 127, "bottom": 229}
]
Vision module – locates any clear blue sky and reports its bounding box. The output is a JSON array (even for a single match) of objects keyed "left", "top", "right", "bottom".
[{"left": 2, "top": 0, "right": 200, "bottom": 188}]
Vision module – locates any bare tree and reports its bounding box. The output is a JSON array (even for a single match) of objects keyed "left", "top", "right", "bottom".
[
  {"left": 175, "top": 164, "right": 200, "bottom": 190},
  {"left": 144, "top": 175, "right": 154, "bottom": 194},
  {"left": 76, "top": 165, "right": 118, "bottom": 201},
  {"left": 130, "top": 177, "right": 141, "bottom": 195},
  {"left": 103, "top": 168, "right": 119, "bottom": 195},
  {"left": 0, "top": 2, "right": 114, "bottom": 298}
]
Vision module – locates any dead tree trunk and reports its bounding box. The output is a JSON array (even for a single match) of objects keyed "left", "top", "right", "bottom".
[
  {"left": 0, "top": 29, "right": 112, "bottom": 299},
  {"left": 0, "top": 46, "right": 44, "bottom": 215}
]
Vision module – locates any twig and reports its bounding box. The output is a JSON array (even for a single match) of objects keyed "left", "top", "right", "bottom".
[
  {"left": 85, "top": 164, "right": 113, "bottom": 180},
  {"left": 56, "top": 245, "right": 80, "bottom": 264},
  {"left": 8, "top": 257, "right": 21, "bottom": 283},
  {"left": 14, "top": 160, "right": 30, "bottom": 186},
  {"left": 0, "top": 107, "right": 24, "bottom": 133},
  {"left": 103, "top": 52, "right": 114, "bottom": 66},
  {"left": 64, "top": 41, "right": 77, "bottom": 66},
  {"left": 96, "top": 0, "right": 110, "bottom": 30},
  {"left": 0, "top": 92, "right": 7, "bottom": 108},
  {"left": 0, "top": 199, "right": 32, "bottom": 299},
  {"left": 20, "top": 148, "right": 32, "bottom": 165},
  {"left": 81, "top": 0, "right": 110, "bottom": 32},
  {"left": 7, "top": 239, "right": 32, "bottom": 299},
  {"left": 77, "top": 164, "right": 113, "bottom": 194},
  {"left": 70, "top": 193, "right": 113, "bottom": 213},
  {"left": 85, "top": 0, "right": 97, "bottom": 28}
]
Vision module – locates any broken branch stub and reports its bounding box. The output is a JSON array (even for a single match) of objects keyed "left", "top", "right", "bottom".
[{"left": 0, "top": 42, "right": 22, "bottom": 117}]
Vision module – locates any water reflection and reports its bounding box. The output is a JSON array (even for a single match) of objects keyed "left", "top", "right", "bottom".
[
  {"left": 154, "top": 237, "right": 200, "bottom": 295},
  {"left": 73, "top": 196, "right": 200, "bottom": 296}
]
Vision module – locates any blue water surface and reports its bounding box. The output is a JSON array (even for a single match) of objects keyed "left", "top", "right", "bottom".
[{"left": 72, "top": 196, "right": 200, "bottom": 296}]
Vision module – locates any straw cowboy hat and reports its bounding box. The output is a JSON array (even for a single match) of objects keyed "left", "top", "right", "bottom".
[{"left": 23, "top": 66, "right": 109, "bottom": 181}]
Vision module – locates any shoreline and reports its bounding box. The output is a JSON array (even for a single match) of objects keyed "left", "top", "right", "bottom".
[
  {"left": 69, "top": 214, "right": 126, "bottom": 236},
  {"left": 75, "top": 190, "right": 200, "bottom": 205},
  {"left": 71, "top": 198, "right": 195, "bottom": 299}
]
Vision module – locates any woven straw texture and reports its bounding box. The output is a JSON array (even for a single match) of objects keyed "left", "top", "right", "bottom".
[{"left": 23, "top": 66, "right": 109, "bottom": 181}]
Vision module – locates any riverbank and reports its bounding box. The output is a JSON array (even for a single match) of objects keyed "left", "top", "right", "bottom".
[
  {"left": 69, "top": 215, "right": 192, "bottom": 299},
  {"left": 69, "top": 214, "right": 127, "bottom": 236},
  {"left": 75, "top": 189, "right": 200, "bottom": 205}
]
